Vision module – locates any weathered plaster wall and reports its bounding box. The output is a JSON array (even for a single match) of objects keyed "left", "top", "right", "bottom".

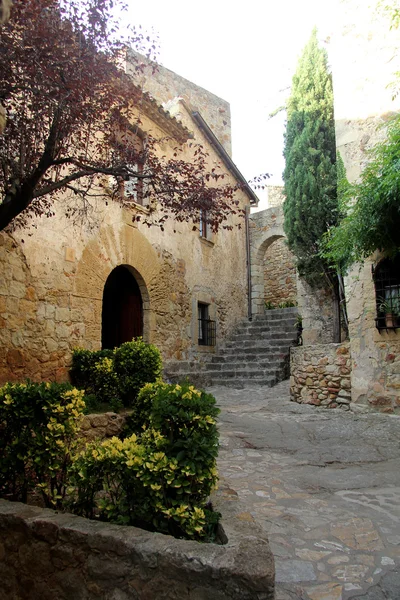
[
  {"left": 0, "top": 500, "right": 275, "bottom": 600},
  {"left": 290, "top": 343, "right": 352, "bottom": 409},
  {"left": 330, "top": 1, "right": 400, "bottom": 412}
]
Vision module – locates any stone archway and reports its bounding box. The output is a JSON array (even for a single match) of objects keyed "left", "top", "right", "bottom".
[
  {"left": 102, "top": 265, "right": 144, "bottom": 349},
  {"left": 249, "top": 206, "right": 296, "bottom": 315},
  {"left": 73, "top": 223, "right": 160, "bottom": 350}
]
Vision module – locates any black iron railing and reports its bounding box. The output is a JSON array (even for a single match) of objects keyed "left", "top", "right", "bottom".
[{"left": 198, "top": 318, "right": 216, "bottom": 346}]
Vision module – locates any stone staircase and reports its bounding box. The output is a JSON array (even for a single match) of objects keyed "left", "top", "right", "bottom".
[{"left": 164, "top": 307, "right": 299, "bottom": 388}]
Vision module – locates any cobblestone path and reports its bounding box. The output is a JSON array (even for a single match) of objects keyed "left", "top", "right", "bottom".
[{"left": 210, "top": 381, "right": 400, "bottom": 600}]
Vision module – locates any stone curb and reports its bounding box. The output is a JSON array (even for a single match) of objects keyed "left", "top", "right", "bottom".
[{"left": 0, "top": 497, "right": 274, "bottom": 600}]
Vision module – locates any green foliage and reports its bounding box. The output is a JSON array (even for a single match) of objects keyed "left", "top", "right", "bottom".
[
  {"left": 69, "top": 382, "right": 220, "bottom": 541},
  {"left": 283, "top": 28, "right": 339, "bottom": 284},
  {"left": 71, "top": 339, "right": 162, "bottom": 409},
  {"left": 0, "top": 381, "right": 85, "bottom": 507},
  {"left": 123, "top": 380, "right": 165, "bottom": 434},
  {"left": 71, "top": 348, "right": 117, "bottom": 404},
  {"left": 265, "top": 300, "right": 296, "bottom": 310},
  {"left": 323, "top": 115, "right": 400, "bottom": 270},
  {"left": 113, "top": 339, "right": 162, "bottom": 406},
  {"left": 265, "top": 301, "right": 276, "bottom": 310}
]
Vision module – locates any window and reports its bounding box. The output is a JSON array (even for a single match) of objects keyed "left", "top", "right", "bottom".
[
  {"left": 199, "top": 210, "right": 208, "bottom": 239},
  {"left": 198, "top": 302, "right": 216, "bottom": 346},
  {"left": 373, "top": 256, "right": 400, "bottom": 331},
  {"left": 120, "top": 129, "right": 147, "bottom": 206}
]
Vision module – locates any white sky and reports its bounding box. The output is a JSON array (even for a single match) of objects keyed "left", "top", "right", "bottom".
[{"left": 125, "top": 0, "right": 338, "bottom": 204}]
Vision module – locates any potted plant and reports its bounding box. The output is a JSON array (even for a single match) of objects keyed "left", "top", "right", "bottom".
[{"left": 378, "top": 296, "right": 400, "bottom": 328}]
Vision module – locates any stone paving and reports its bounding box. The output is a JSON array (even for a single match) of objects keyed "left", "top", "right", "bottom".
[{"left": 210, "top": 380, "right": 400, "bottom": 600}]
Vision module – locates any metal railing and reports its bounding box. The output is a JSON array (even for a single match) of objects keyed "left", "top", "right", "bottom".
[{"left": 198, "top": 318, "right": 216, "bottom": 346}]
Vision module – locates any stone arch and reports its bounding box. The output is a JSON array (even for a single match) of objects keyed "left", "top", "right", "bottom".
[
  {"left": 249, "top": 206, "right": 296, "bottom": 315},
  {"left": 102, "top": 264, "right": 146, "bottom": 349},
  {"left": 73, "top": 223, "right": 160, "bottom": 349}
]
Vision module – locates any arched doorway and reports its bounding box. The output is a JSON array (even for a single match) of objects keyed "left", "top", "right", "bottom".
[{"left": 102, "top": 265, "right": 143, "bottom": 349}]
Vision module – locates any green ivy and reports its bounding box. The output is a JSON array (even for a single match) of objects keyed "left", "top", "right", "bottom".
[{"left": 322, "top": 115, "right": 400, "bottom": 270}]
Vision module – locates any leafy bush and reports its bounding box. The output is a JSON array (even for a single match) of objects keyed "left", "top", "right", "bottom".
[
  {"left": 71, "top": 348, "right": 118, "bottom": 407},
  {"left": 113, "top": 339, "right": 162, "bottom": 406},
  {"left": 71, "top": 339, "right": 162, "bottom": 409},
  {"left": 0, "top": 381, "right": 85, "bottom": 507},
  {"left": 69, "top": 382, "right": 220, "bottom": 541}
]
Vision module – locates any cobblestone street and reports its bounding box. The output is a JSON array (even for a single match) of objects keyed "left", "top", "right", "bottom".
[{"left": 210, "top": 381, "right": 400, "bottom": 600}]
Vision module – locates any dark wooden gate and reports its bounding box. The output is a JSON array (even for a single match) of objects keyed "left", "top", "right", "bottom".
[{"left": 102, "top": 266, "right": 143, "bottom": 349}]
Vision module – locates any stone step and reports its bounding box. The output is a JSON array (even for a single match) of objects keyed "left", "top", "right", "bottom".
[
  {"left": 164, "top": 308, "right": 298, "bottom": 390},
  {"left": 210, "top": 357, "right": 284, "bottom": 367},
  {"left": 231, "top": 329, "right": 297, "bottom": 342}
]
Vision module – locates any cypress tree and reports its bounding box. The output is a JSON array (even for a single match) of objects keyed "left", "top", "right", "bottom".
[{"left": 283, "top": 28, "right": 342, "bottom": 340}]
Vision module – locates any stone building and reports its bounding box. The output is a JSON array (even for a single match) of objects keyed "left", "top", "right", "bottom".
[
  {"left": 0, "top": 60, "right": 257, "bottom": 383},
  {"left": 290, "top": 1, "right": 400, "bottom": 413}
]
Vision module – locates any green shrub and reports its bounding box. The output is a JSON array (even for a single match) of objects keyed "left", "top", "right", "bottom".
[
  {"left": 71, "top": 348, "right": 118, "bottom": 406},
  {"left": 71, "top": 339, "right": 162, "bottom": 409},
  {"left": 0, "top": 381, "right": 85, "bottom": 507},
  {"left": 123, "top": 380, "right": 169, "bottom": 434},
  {"left": 69, "top": 382, "right": 220, "bottom": 541},
  {"left": 113, "top": 339, "right": 162, "bottom": 406}
]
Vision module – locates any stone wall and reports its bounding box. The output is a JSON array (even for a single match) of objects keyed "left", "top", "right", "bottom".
[
  {"left": 297, "top": 277, "right": 336, "bottom": 345},
  {"left": 330, "top": 2, "right": 400, "bottom": 413},
  {"left": 290, "top": 343, "right": 352, "bottom": 409},
  {"left": 267, "top": 186, "right": 285, "bottom": 208},
  {"left": 249, "top": 206, "right": 287, "bottom": 315},
  {"left": 344, "top": 259, "right": 400, "bottom": 414},
  {"left": 263, "top": 238, "right": 296, "bottom": 306},
  {"left": 249, "top": 207, "right": 334, "bottom": 344},
  {"left": 127, "top": 50, "right": 232, "bottom": 156},
  {"left": 81, "top": 412, "right": 126, "bottom": 441},
  {"left": 0, "top": 71, "right": 249, "bottom": 384},
  {"left": 0, "top": 499, "right": 274, "bottom": 600}
]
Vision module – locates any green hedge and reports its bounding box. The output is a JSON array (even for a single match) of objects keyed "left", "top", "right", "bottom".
[
  {"left": 71, "top": 339, "right": 162, "bottom": 409},
  {"left": 0, "top": 381, "right": 85, "bottom": 507}
]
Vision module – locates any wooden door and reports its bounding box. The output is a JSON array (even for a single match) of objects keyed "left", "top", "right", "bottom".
[{"left": 102, "top": 266, "right": 143, "bottom": 349}]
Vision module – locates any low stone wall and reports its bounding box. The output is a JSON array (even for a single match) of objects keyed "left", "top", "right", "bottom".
[
  {"left": 81, "top": 411, "right": 126, "bottom": 441},
  {"left": 290, "top": 343, "right": 352, "bottom": 409},
  {"left": 0, "top": 499, "right": 274, "bottom": 600}
]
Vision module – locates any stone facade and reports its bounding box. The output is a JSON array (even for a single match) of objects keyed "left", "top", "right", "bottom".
[
  {"left": 290, "top": 343, "right": 352, "bottom": 409},
  {"left": 297, "top": 277, "right": 336, "bottom": 346},
  {"left": 249, "top": 206, "right": 287, "bottom": 315},
  {"left": 250, "top": 206, "right": 334, "bottom": 345},
  {"left": 127, "top": 51, "right": 232, "bottom": 157},
  {"left": 343, "top": 259, "right": 400, "bottom": 413},
  {"left": 0, "top": 65, "right": 252, "bottom": 384},
  {"left": 0, "top": 499, "right": 275, "bottom": 600},
  {"left": 263, "top": 238, "right": 296, "bottom": 306},
  {"left": 329, "top": 2, "right": 400, "bottom": 413}
]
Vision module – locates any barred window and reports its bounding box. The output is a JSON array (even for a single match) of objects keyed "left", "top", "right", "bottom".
[
  {"left": 374, "top": 256, "right": 400, "bottom": 331},
  {"left": 198, "top": 303, "right": 216, "bottom": 346}
]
